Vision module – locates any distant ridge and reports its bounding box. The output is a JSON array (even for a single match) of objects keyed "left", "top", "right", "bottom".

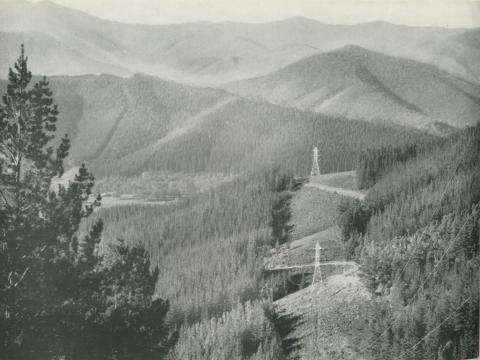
[
  {"left": 224, "top": 46, "right": 480, "bottom": 131},
  {"left": 0, "top": 0, "right": 478, "bottom": 85}
]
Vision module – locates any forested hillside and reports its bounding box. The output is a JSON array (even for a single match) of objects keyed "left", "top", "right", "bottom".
[
  {"left": 0, "top": 74, "right": 435, "bottom": 178},
  {"left": 0, "top": 74, "right": 232, "bottom": 169},
  {"left": 114, "top": 97, "right": 434, "bottom": 177},
  {"left": 80, "top": 170, "right": 296, "bottom": 358},
  {"left": 338, "top": 126, "right": 479, "bottom": 359},
  {"left": 83, "top": 173, "right": 274, "bottom": 323},
  {"left": 170, "top": 301, "right": 284, "bottom": 359},
  {"left": 365, "top": 126, "right": 479, "bottom": 242},
  {"left": 74, "top": 119, "right": 435, "bottom": 358}
]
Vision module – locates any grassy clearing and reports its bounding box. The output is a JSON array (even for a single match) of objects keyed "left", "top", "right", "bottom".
[{"left": 291, "top": 186, "right": 343, "bottom": 240}]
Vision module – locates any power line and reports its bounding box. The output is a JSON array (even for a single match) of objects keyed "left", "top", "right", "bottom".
[
  {"left": 276, "top": 140, "right": 474, "bottom": 357},
  {"left": 311, "top": 242, "right": 323, "bottom": 284},
  {"left": 310, "top": 147, "right": 321, "bottom": 177}
]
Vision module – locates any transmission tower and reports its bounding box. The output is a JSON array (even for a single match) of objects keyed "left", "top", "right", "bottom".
[
  {"left": 310, "top": 147, "right": 320, "bottom": 177},
  {"left": 312, "top": 243, "right": 323, "bottom": 285}
]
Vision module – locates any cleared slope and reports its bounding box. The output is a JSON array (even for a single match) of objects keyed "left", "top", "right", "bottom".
[
  {"left": 225, "top": 46, "right": 480, "bottom": 131},
  {"left": 274, "top": 266, "right": 370, "bottom": 359},
  {"left": 0, "top": 1, "right": 478, "bottom": 85},
  {"left": 270, "top": 176, "right": 370, "bottom": 359}
]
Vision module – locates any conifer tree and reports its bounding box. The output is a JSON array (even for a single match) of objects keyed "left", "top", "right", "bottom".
[
  {"left": 269, "top": 172, "right": 296, "bottom": 246},
  {"left": 0, "top": 46, "right": 174, "bottom": 359}
]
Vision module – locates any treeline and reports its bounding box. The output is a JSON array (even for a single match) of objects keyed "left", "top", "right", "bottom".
[{"left": 338, "top": 125, "right": 480, "bottom": 359}]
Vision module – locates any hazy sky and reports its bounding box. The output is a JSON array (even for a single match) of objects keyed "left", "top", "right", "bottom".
[{"left": 29, "top": 0, "right": 480, "bottom": 28}]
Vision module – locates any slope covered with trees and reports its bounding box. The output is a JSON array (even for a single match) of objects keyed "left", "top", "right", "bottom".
[
  {"left": 366, "top": 126, "right": 479, "bottom": 242},
  {"left": 337, "top": 126, "right": 479, "bottom": 359},
  {"left": 170, "top": 301, "right": 284, "bottom": 360},
  {"left": 110, "top": 97, "right": 433, "bottom": 177},
  {"left": 81, "top": 113, "right": 434, "bottom": 321},
  {"left": 0, "top": 73, "right": 435, "bottom": 179},
  {"left": 360, "top": 208, "right": 479, "bottom": 360},
  {"left": 83, "top": 172, "right": 276, "bottom": 323},
  {"left": 76, "top": 99, "right": 438, "bottom": 358}
]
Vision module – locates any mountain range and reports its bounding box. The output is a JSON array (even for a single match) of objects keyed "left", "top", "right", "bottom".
[
  {"left": 0, "top": 0, "right": 478, "bottom": 179},
  {"left": 225, "top": 45, "right": 480, "bottom": 130},
  {"left": 1, "top": 0, "right": 479, "bottom": 86}
]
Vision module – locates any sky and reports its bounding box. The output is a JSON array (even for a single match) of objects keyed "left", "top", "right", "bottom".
[{"left": 28, "top": 0, "right": 480, "bottom": 28}]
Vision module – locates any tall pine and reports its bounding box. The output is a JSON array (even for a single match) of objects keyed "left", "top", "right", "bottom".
[{"left": 0, "top": 46, "right": 174, "bottom": 359}]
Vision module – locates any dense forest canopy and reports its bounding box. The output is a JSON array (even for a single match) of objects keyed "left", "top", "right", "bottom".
[
  {"left": 338, "top": 125, "right": 480, "bottom": 360},
  {"left": 95, "top": 103, "right": 435, "bottom": 177}
]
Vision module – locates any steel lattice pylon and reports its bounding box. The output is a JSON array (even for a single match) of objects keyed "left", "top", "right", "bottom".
[
  {"left": 312, "top": 243, "right": 323, "bottom": 284},
  {"left": 310, "top": 147, "right": 320, "bottom": 177}
]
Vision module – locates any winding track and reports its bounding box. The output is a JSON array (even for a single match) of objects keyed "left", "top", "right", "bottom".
[
  {"left": 265, "top": 261, "right": 356, "bottom": 272},
  {"left": 304, "top": 181, "right": 366, "bottom": 200}
]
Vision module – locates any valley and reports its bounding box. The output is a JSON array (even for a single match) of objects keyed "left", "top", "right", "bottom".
[{"left": 0, "top": 1, "right": 478, "bottom": 359}]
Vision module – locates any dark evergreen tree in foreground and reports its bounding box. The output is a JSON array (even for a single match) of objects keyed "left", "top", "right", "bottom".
[{"left": 0, "top": 46, "right": 174, "bottom": 359}]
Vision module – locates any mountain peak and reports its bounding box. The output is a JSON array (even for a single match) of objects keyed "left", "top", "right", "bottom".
[
  {"left": 332, "top": 44, "right": 373, "bottom": 54},
  {"left": 280, "top": 16, "right": 322, "bottom": 24}
]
